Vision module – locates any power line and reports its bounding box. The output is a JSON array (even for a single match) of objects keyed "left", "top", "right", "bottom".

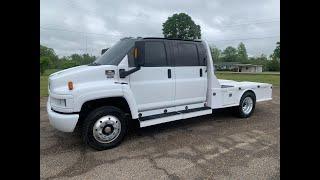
[
  {"left": 206, "top": 35, "right": 279, "bottom": 42},
  {"left": 218, "top": 20, "right": 279, "bottom": 28},
  {"left": 40, "top": 26, "right": 122, "bottom": 37}
]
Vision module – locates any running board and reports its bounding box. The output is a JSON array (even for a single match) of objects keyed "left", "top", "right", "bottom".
[{"left": 139, "top": 107, "right": 212, "bottom": 127}]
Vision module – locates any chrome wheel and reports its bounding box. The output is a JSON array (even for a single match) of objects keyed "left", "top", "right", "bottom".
[
  {"left": 242, "top": 97, "right": 253, "bottom": 115},
  {"left": 92, "top": 115, "right": 121, "bottom": 143}
]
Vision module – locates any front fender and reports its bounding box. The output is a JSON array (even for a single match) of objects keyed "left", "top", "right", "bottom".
[
  {"left": 122, "top": 85, "right": 139, "bottom": 119},
  {"left": 72, "top": 82, "right": 139, "bottom": 119}
]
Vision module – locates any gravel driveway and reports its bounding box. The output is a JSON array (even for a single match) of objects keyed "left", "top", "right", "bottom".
[{"left": 40, "top": 87, "right": 280, "bottom": 180}]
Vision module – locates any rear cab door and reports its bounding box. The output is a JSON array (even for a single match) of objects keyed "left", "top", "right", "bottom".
[{"left": 172, "top": 40, "right": 208, "bottom": 108}]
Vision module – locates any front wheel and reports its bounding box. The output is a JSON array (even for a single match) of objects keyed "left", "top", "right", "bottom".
[
  {"left": 82, "top": 106, "right": 127, "bottom": 150},
  {"left": 235, "top": 91, "right": 256, "bottom": 118}
]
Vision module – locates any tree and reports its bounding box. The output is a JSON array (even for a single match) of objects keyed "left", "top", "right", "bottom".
[
  {"left": 40, "top": 45, "right": 59, "bottom": 68},
  {"left": 250, "top": 54, "right": 269, "bottom": 71},
  {"left": 268, "top": 41, "right": 280, "bottom": 71},
  {"left": 267, "top": 58, "right": 280, "bottom": 71},
  {"left": 40, "top": 56, "right": 51, "bottom": 75},
  {"left": 272, "top": 41, "right": 280, "bottom": 60},
  {"left": 221, "top": 46, "right": 238, "bottom": 62},
  {"left": 210, "top": 46, "right": 221, "bottom": 62},
  {"left": 237, "top": 42, "right": 248, "bottom": 62},
  {"left": 162, "top": 13, "right": 201, "bottom": 40}
]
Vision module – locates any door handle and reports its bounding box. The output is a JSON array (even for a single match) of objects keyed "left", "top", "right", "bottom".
[
  {"left": 200, "top": 68, "right": 203, "bottom": 77},
  {"left": 168, "top": 69, "right": 171, "bottom": 78}
]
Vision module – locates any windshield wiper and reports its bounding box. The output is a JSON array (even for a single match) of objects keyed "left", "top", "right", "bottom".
[{"left": 88, "top": 62, "right": 101, "bottom": 66}]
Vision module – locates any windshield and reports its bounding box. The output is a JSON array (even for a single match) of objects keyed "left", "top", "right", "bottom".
[{"left": 94, "top": 38, "right": 135, "bottom": 65}]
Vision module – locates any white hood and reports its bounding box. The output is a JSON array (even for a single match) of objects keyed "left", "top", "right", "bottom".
[{"left": 49, "top": 65, "right": 118, "bottom": 94}]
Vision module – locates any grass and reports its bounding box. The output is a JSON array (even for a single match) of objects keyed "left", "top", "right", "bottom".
[
  {"left": 40, "top": 69, "right": 280, "bottom": 97},
  {"left": 216, "top": 72, "right": 280, "bottom": 86},
  {"left": 40, "top": 76, "right": 49, "bottom": 97},
  {"left": 40, "top": 69, "right": 61, "bottom": 97}
]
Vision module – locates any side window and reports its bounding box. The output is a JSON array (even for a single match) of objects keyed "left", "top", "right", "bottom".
[
  {"left": 176, "top": 43, "right": 199, "bottom": 66},
  {"left": 144, "top": 41, "right": 167, "bottom": 67},
  {"left": 197, "top": 43, "right": 207, "bottom": 66},
  {"left": 128, "top": 48, "right": 135, "bottom": 67}
]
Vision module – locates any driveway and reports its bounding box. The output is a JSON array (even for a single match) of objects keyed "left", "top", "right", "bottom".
[{"left": 40, "top": 87, "right": 280, "bottom": 180}]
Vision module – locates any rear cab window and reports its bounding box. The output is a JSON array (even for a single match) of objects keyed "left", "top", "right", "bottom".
[{"left": 175, "top": 41, "right": 201, "bottom": 66}]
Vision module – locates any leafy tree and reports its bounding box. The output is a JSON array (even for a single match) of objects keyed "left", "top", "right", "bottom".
[
  {"left": 249, "top": 54, "right": 269, "bottom": 71},
  {"left": 162, "top": 13, "right": 201, "bottom": 40},
  {"left": 221, "top": 46, "right": 238, "bottom": 62},
  {"left": 40, "top": 45, "right": 59, "bottom": 68},
  {"left": 40, "top": 56, "right": 51, "bottom": 75},
  {"left": 237, "top": 42, "right": 248, "bottom": 62},
  {"left": 272, "top": 41, "right": 280, "bottom": 60},
  {"left": 268, "top": 42, "right": 280, "bottom": 71},
  {"left": 267, "top": 59, "right": 280, "bottom": 71},
  {"left": 210, "top": 46, "right": 221, "bottom": 62}
]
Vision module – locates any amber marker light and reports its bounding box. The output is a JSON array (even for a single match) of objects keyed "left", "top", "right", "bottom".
[{"left": 68, "top": 81, "right": 73, "bottom": 90}]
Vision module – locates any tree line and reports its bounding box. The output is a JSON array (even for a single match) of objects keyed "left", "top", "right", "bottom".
[
  {"left": 40, "top": 41, "right": 280, "bottom": 75},
  {"left": 210, "top": 41, "right": 280, "bottom": 71},
  {"left": 40, "top": 45, "right": 96, "bottom": 74}
]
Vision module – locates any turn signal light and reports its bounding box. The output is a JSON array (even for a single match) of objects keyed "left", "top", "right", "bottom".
[{"left": 68, "top": 81, "right": 73, "bottom": 90}]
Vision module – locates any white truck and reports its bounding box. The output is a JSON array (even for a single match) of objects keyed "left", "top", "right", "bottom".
[{"left": 47, "top": 37, "right": 272, "bottom": 150}]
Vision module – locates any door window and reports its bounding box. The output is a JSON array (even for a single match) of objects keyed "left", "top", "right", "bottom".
[
  {"left": 176, "top": 43, "right": 199, "bottom": 66},
  {"left": 144, "top": 41, "right": 168, "bottom": 67}
]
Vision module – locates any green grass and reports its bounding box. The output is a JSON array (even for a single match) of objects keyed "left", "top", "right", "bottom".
[
  {"left": 40, "top": 69, "right": 280, "bottom": 97},
  {"left": 40, "top": 75, "right": 49, "bottom": 97},
  {"left": 216, "top": 73, "right": 280, "bottom": 86},
  {"left": 40, "top": 69, "right": 62, "bottom": 97}
]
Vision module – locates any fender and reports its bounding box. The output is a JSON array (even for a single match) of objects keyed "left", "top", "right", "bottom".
[
  {"left": 237, "top": 88, "right": 256, "bottom": 104},
  {"left": 73, "top": 82, "right": 139, "bottom": 119},
  {"left": 121, "top": 85, "right": 139, "bottom": 119}
]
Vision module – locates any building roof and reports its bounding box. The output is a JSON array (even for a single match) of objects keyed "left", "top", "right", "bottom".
[
  {"left": 213, "top": 62, "right": 240, "bottom": 65},
  {"left": 213, "top": 62, "right": 262, "bottom": 67},
  {"left": 233, "top": 64, "right": 262, "bottom": 67}
]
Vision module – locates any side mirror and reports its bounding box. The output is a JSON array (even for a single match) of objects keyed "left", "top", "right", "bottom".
[
  {"left": 101, "top": 48, "right": 109, "bottom": 55},
  {"left": 134, "top": 41, "right": 145, "bottom": 66}
]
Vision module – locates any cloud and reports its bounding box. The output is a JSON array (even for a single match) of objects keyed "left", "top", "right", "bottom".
[{"left": 40, "top": 0, "right": 279, "bottom": 57}]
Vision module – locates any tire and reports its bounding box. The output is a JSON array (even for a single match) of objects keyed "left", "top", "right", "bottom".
[
  {"left": 82, "top": 106, "right": 127, "bottom": 150},
  {"left": 235, "top": 91, "right": 256, "bottom": 118}
]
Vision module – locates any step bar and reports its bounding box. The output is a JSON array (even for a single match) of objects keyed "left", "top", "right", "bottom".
[{"left": 139, "top": 107, "right": 212, "bottom": 127}]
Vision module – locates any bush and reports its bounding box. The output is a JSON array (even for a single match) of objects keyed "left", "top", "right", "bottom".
[
  {"left": 40, "top": 56, "right": 51, "bottom": 75},
  {"left": 267, "top": 59, "right": 280, "bottom": 71}
]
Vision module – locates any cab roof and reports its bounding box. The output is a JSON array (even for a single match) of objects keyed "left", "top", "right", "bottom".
[{"left": 142, "top": 37, "right": 202, "bottom": 42}]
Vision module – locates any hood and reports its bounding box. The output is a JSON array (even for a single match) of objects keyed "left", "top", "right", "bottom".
[{"left": 49, "top": 65, "right": 118, "bottom": 94}]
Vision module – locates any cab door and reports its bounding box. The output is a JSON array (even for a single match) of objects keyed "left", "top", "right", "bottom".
[
  {"left": 172, "top": 41, "right": 208, "bottom": 107},
  {"left": 129, "top": 40, "right": 175, "bottom": 112}
]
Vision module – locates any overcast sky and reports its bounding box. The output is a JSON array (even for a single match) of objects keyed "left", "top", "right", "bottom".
[{"left": 40, "top": 0, "right": 279, "bottom": 57}]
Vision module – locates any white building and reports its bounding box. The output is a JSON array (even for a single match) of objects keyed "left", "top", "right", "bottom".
[{"left": 214, "top": 62, "right": 263, "bottom": 73}]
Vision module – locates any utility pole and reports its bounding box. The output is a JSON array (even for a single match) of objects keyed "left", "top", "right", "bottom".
[{"left": 85, "top": 34, "right": 87, "bottom": 54}]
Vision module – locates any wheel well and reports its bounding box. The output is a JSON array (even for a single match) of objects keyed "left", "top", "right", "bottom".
[
  {"left": 79, "top": 97, "right": 131, "bottom": 121},
  {"left": 243, "top": 90, "right": 256, "bottom": 101}
]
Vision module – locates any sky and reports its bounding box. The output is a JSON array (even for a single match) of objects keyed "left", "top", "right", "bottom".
[{"left": 40, "top": 0, "right": 280, "bottom": 57}]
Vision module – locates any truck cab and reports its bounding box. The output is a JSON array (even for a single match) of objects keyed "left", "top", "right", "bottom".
[{"left": 47, "top": 37, "right": 272, "bottom": 150}]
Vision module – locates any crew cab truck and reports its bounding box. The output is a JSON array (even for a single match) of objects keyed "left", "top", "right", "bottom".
[{"left": 47, "top": 37, "right": 272, "bottom": 150}]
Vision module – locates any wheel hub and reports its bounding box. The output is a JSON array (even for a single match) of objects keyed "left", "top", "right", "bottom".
[
  {"left": 92, "top": 115, "right": 121, "bottom": 143},
  {"left": 103, "top": 126, "right": 113, "bottom": 134},
  {"left": 242, "top": 97, "right": 253, "bottom": 115}
]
